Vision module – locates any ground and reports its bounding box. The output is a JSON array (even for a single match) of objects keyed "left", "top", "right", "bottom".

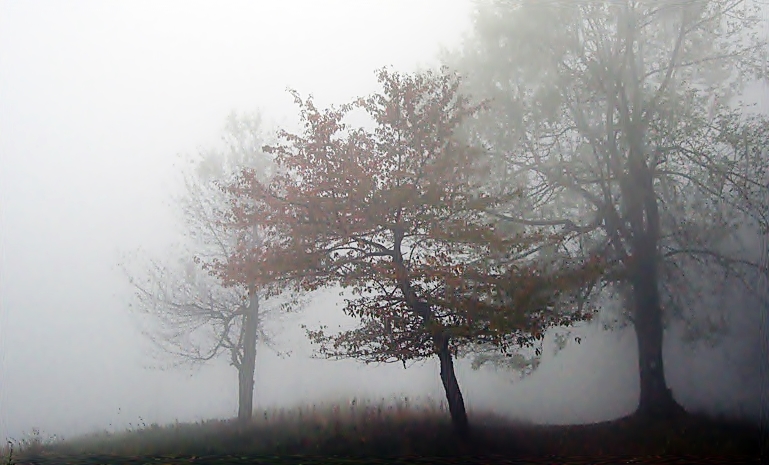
[{"left": 3, "top": 398, "right": 763, "bottom": 464}]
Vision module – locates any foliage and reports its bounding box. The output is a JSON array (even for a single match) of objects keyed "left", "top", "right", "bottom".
[
  {"left": 444, "top": 0, "right": 769, "bottom": 358},
  {"left": 214, "top": 67, "right": 604, "bottom": 368}
]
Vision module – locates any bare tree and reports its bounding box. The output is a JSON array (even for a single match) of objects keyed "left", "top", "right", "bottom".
[{"left": 123, "top": 111, "right": 300, "bottom": 422}]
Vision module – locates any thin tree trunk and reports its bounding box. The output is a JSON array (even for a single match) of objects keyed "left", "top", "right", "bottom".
[
  {"left": 433, "top": 332, "right": 470, "bottom": 440},
  {"left": 392, "top": 229, "right": 472, "bottom": 440},
  {"left": 412, "top": 300, "right": 471, "bottom": 440},
  {"left": 237, "top": 286, "right": 259, "bottom": 422}
]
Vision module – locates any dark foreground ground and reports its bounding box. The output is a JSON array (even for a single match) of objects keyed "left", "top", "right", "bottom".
[{"left": 3, "top": 399, "right": 763, "bottom": 464}]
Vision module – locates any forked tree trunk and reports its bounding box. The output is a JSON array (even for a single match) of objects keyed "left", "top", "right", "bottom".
[
  {"left": 237, "top": 287, "right": 260, "bottom": 422},
  {"left": 433, "top": 332, "right": 470, "bottom": 440},
  {"left": 620, "top": 107, "right": 686, "bottom": 419}
]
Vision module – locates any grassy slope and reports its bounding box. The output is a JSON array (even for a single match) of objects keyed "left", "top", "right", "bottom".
[{"left": 3, "top": 398, "right": 763, "bottom": 464}]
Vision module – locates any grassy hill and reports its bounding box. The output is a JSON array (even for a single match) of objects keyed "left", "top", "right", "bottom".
[{"left": 3, "top": 397, "right": 762, "bottom": 464}]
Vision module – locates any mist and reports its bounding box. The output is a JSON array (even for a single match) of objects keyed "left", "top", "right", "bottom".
[{"left": 0, "top": 0, "right": 765, "bottom": 446}]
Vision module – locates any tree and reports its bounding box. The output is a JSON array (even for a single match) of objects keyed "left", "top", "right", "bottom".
[
  {"left": 444, "top": 0, "right": 769, "bottom": 419},
  {"left": 215, "top": 67, "right": 602, "bottom": 440},
  {"left": 123, "top": 112, "right": 298, "bottom": 422}
]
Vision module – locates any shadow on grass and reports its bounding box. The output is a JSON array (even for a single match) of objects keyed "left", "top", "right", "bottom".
[{"left": 2, "top": 397, "right": 763, "bottom": 464}]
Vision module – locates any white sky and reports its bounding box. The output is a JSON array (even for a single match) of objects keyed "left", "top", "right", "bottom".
[{"left": 0, "top": 0, "right": 765, "bottom": 444}]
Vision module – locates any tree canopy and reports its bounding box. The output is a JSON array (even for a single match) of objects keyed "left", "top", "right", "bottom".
[
  {"left": 214, "top": 66, "right": 604, "bottom": 437},
  {"left": 443, "top": 0, "right": 769, "bottom": 417},
  {"left": 123, "top": 111, "right": 298, "bottom": 421}
]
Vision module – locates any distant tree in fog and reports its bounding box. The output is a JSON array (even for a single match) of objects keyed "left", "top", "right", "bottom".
[
  {"left": 443, "top": 0, "right": 769, "bottom": 419},
  {"left": 122, "top": 112, "right": 301, "bottom": 422},
  {"left": 214, "top": 67, "right": 603, "bottom": 439}
]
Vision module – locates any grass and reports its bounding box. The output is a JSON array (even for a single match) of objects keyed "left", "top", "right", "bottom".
[{"left": 2, "top": 396, "right": 763, "bottom": 464}]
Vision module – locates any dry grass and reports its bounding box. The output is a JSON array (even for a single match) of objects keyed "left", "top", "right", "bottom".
[{"left": 2, "top": 396, "right": 762, "bottom": 464}]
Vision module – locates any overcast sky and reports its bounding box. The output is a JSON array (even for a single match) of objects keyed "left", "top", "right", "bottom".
[{"left": 0, "top": 0, "right": 766, "bottom": 445}]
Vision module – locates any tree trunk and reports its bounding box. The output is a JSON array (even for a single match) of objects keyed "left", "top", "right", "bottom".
[
  {"left": 237, "top": 287, "right": 260, "bottom": 422},
  {"left": 630, "top": 233, "right": 685, "bottom": 419},
  {"left": 620, "top": 104, "right": 686, "bottom": 419},
  {"left": 392, "top": 232, "right": 472, "bottom": 441},
  {"left": 433, "top": 332, "right": 470, "bottom": 440}
]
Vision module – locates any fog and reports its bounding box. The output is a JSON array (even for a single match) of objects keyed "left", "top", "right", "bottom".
[{"left": 0, "top": 0, "right": 765, "bottom": 445}]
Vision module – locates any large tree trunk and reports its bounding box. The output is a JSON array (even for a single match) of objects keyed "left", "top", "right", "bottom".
[
  {"left": 623, "top": 136, "right": 686, "bottom": 419},
  {"left": 433, "top": 332, "right": 470, "bottom": 440},
  {"left": 237, "top": 287, "right": 260, "bottom": 422},
  {"left": 616, "top": 79, "right": 687, "bottom": 418},
  {"left": 630, "top": 237, "right": 683, "bottom": 419}
]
